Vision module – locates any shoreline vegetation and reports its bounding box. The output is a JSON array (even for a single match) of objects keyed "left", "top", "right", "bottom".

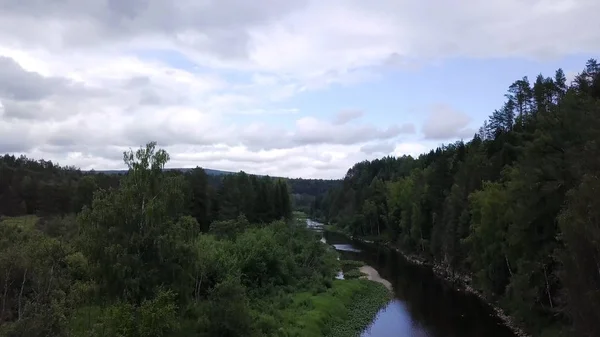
[
  {"left": 294, "top": 279, "right": 392, "bottom": 337},
  {"left": 320, "top": 259, "right": 392, "bottom": 337},
  {"left": 283, "top": 216, "right": 393, "bottom": 337}
]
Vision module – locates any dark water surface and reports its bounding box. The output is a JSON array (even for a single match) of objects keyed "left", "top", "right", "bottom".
[{"left": 322, "top": 230, "right": 517, "bottom": 337}]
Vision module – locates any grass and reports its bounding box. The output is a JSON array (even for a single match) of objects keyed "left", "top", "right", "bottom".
[
  {"left": 340, "top": 260, "right": 364, "bottom": 271},
  {"left": 340, "top": 260, "right": 367, "bottom": 280},
  {"left": 293, "top": 211, "right": 308, "bottom": 220},
  {"left": 343, "top": 269, "right": 367, "bottom": 280},
  {"left": 323, "top": 224, "right": 349, "bottom": 235},
  {"left": 0, "top": 215, "right": 39, "bottom": 230},
  {"left": 279, "top": 279, "right": 392, "bottom": 337},
  {"left": 325, "top": 280, "right": 391, "bottom": 337}
]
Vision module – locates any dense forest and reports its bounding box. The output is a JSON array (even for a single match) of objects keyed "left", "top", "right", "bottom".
[
  {"left": 86, "top": 169, "right": 340, "bottom": 215},
  {"left": 313, "top": 59, "right": 600, "bottom": 337},
  {"left": 0, "top": 143, "right": 388, "bottom": 336},
  {"left": 0, "top": 154, "right": 336, "bottom": 226}
]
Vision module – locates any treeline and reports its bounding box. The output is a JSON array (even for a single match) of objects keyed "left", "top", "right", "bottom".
[
  {"left": 288, "top": 178, "right": 341, "bottom": 214},
  {"left": 0, "top": 156, "right": 118, "bottom": 216},
  {"left": 0, "top": 157, "right": 293, "bottom": 227},
  {"left": 0, "top": 155, "right": 334, "bottom": 221},
  {"left": 314, "top": 59, "right": 600, "bottom": 337},
  {"left": 0, "top": 142, "right": 367, "bottom": 336},
  {"left": 186, "top": 168, "right": 293, "bottom": 231}
]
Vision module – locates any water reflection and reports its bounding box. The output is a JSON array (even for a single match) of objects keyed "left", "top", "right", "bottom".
[
  {"left": 362, "top": 301, "right": 432, "bottom": 337},
  {"left": 322, "top": 229, "right": 516, "bottom": 337},
  {"left": 305, "top": 219, "right": 324, "bottom": 231},
  {"left": 332, "top": 244, "right": 362, "bottom": 252}
]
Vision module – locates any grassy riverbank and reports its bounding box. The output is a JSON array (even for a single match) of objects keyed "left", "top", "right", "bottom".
[
  {"left": 279, "top": 279, "right": 392, "bottom": 337},
  {"left": 275, "top": 244, "right": 391, "bottom": 337}
]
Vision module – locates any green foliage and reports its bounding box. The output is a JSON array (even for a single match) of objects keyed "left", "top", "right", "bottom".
[
  {"left": 340, "top": 260, "right": 364, "bottom": 271},
  {"left": 70, "top": 290, "right": 179, "bottom": 337},
  {"left": 339, "top": 260, "right": 365, "bottom": 280},
  {"left": 343, "top": 269, "right": 366, "bottom": 280},
  {"left": 0, "top": 155, "right": 120, "bottom": 217},
  {"left": 209, "top": 214, "right": 250, "bottom": 240},
  {"left": 1, "top": 142, "right": 364, "bottom": 337},
  {"left": 78, "top": 142, "right": 196, "bottom": 304},
  {"left": 466, "top": 182, "right": 512, "bottom": 296},
  {"left": 0, "top": 216, "right": 81, "bottom": 337},
  {"left": 558, "top": 174, "right": 600, "bottom": 337},
  {"left": 275, "top": 280, "right": 391, "bottom": 337},
  {"left": 324, "top": 280, "right": 391, "bottom": 337},
  {"left": 138, "top": 290, "right": 179, "bottom": 337}
]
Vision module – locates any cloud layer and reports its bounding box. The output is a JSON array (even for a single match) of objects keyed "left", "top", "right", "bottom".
[
  {"left": 422, "top": 105, "right": 476, "bottom": 140},
  {"left": 1, "top": 0, "right": 599, "bottom": 178}
]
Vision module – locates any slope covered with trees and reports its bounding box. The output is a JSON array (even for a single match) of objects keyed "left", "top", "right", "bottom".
[
  {"left": 314, "top": 59, "right": 600, "bottom": 337},
  {"left": 0, "top": 143, "right": 389, "bottom": 337},
  {"left": 0, "top": 154, "right": 296, "bottom": 226}
]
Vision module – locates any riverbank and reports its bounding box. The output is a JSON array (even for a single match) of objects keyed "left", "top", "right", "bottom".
[
  {"left": 359, "top": 266, "right": 393, "bottom": 291},
  {"left": 340, "top": 232, "right": 530, "bottom": 337},
  {"left": 426, "top": 262, "right": 529, "bottom": 337},
  {"left": 281, "top": 279, "right": 392, "bottom": 337}
]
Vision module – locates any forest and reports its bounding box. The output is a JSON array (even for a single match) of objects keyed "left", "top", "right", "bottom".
[
  {"left": 0, "top": 143, "right": 388, "bottom": 336},
  {"left": 313, "top": 59, "right": 600, "bottom": 337},
  {"left": 0, "top": 155, "right": 335, "bottom": 224}
]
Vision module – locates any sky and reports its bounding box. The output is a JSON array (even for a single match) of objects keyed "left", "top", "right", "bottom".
[{"left": 0, "top": 0, "right": 598, "bottom": 179}]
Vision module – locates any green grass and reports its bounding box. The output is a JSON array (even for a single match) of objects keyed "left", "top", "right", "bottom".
[
  {"left": 325, "top": 280, "right": 391, "bottom": 337},
  {"left": 323, "top": 224, "right": 349, "bottom": 235},
  {"left": 0, "top": 215, "right": 39, "bottom": 230},
  {"left": 293, "top": 211, "right": 308, "bottom": 220},
  {"left": 340, "top": 260, "right": 366, "bottom": 279},
  {"left": 279, "top": 279, "right": 392, "bottom": 337},
  {"left": 340, "top": 260, "right": 364, "bottom": 271},
  {"left": 343, "top": 269, "right": 367, "bottom": 280}
]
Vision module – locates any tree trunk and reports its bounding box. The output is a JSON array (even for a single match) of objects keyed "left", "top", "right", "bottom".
[
  {"left": 505, "top": 254, "right": 514, "bottom": 277},
  {"left": 543, "top": 264, "right": 554, "bottom": 309},
  {"left": 1, "top": 266, "right": 11, "bottom": 322},
  {"left": 195, "top": 273, "right": 203, "bottom": 302},
  {"left": 46, "top": 263, "right": 55, "bottom": 296},
  {"left": 18, "top": 268, "right": 27, "bottom": 321}
]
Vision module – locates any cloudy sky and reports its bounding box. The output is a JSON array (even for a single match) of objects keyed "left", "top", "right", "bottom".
[{"left": 0, "top": 0, "right": 598, "bottom": 178}]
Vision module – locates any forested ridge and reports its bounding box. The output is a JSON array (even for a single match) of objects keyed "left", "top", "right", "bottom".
[
  {"left": 313, "top": 59, "right": 600, "bottom": 337},
  {"left": 0, "top": 154, "right": 336, "bottom": 225},
  {"left": 0, "top": 143, "right": 388, "bottom": 336}
]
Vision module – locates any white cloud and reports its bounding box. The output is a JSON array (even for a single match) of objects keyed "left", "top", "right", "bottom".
[
  {"left": 360, "top": 142, "right": 396, "bottom": 155},
  {"left": 333, "top": 109, "right": 363, "bottom": 125},
  {"left": 0, "top": 0, "right": 598, "bottom": 177},
  {"left": 422, "top": 104, "right": 476, "bottom": 140},
  {"left": 393, "top": 142, "right": 429, "bottom": 158}
]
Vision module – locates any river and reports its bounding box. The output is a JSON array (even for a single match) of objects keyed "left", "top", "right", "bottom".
[{"left": 311, "top": 221, "right": 517, "bottom": 337}]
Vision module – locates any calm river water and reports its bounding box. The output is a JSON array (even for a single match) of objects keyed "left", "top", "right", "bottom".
[{"left": 313, "top": 222, "right": 517, "bottom": 337}]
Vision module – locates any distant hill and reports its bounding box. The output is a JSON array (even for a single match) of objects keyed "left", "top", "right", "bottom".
[{"left": 90, "top": 167, "right": 235, "bottom": 176}]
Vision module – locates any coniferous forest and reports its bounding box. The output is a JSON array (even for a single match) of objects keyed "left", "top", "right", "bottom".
[{"left": 312, "top": 59, "right": 600, "bottom": 337}]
